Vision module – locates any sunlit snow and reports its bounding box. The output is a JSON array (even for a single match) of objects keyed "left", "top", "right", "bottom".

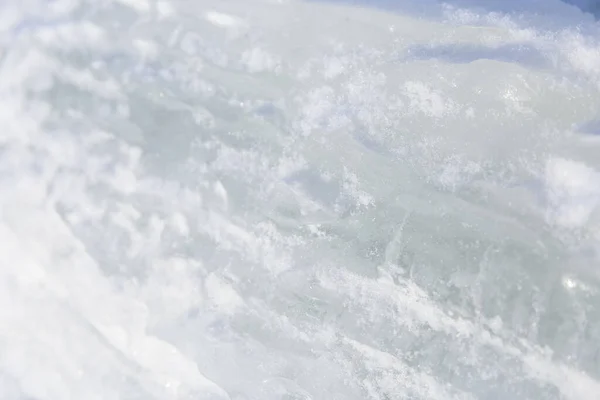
[{"left": 2, "top": 0, "right": 600, "bottom": 399}]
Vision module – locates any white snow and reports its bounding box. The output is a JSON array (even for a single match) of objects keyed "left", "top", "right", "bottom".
[
  {"left": 205, "top": 11, "right": 244, "bottom": 28},
  {"left": 2, "top": 0, "right": 600, "bottom": 399}
]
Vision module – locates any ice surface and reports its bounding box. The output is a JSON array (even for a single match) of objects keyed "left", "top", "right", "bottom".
[{"left": 2, "top": 0, "right": 600, "bottom": 399}]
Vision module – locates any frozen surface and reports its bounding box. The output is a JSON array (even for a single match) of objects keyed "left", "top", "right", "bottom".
[{"left": 2, "top": 0, "right": 600, "bottom": 399}]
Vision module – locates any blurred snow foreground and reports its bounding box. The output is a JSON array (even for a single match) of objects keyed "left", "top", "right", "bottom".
[{"left": 3, "top": 0, "right": 600, "bottom": 399}]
